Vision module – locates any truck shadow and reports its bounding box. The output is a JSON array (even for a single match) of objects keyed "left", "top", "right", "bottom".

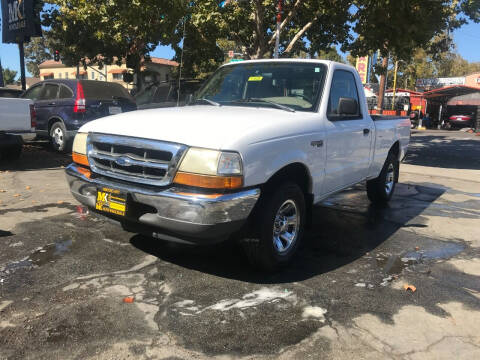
[
  {"left": 130, "top": 182, "right": 448, "bottom": 284},
  {"left": 0, "top": 142, "right": 71, "bottom": 172},
  {"left": 404, "top": 133, "right": 480, "bottom": 170}
]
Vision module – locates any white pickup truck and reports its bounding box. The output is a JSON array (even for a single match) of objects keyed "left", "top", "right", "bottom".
[
  {"left": 0, "top": 96, "right": 36, "bottom": 161},
  {"left": 66, "top": 59, "right": 410, "bottom": 270}
]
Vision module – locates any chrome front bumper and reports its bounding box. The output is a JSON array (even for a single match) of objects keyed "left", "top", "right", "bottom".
[{"left": 65, "top": 164, "right": 260, "bottom": 243}]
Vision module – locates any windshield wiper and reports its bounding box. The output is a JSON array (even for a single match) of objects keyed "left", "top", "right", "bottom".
[
  {"left": 231, "top": 98, "right": 295, "bottom": 113},
  {"left": 194, "top": 98, "right": 221, "bottom": 107}
]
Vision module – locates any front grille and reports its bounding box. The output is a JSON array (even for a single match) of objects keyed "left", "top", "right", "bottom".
[{"left": 87, "top": 133, "right": 187, "bottom": 186}]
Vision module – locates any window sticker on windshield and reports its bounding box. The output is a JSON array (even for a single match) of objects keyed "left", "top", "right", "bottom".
[
  {"left": 315, "top": 68, "right": 320, "bottom": 73},
  {"left": 248, "top": 76, "right": 263, "bottom": 81}
]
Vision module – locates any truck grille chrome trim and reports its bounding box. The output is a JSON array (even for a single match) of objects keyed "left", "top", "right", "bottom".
[{"left": 87, "top": 133, "right": 187, "bottom": 186}]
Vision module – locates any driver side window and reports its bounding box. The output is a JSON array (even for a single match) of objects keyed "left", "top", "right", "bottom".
[{"left": 327, "top": 70, "right": 361, "bottom": 120}]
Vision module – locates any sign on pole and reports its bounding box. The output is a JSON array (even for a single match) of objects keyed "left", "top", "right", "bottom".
[
  {"left": 1, "top": 0, "right": 42, "bottom": 43},
  {"left": 228, "top": 50, "right": 234, "bottom": 58},
  {"left": 356, "top": 56, "right": 369, "bottom": 84}
]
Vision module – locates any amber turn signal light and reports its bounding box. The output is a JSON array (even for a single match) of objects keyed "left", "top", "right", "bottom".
[
  {"left": 174, "top": 172, "right": 243, "bottom": 189},
  {"left": 72, "top": 152, "right": 89, "bottom": 167}
]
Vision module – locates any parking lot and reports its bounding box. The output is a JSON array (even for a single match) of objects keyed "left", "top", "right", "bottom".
[{"left": 1, "top": 130, "right": 479, "bottom": 359}]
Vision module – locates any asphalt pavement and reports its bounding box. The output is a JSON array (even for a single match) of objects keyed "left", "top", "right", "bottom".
[{"left": 0, "top": 130, "right": 479, "bottom": 359}]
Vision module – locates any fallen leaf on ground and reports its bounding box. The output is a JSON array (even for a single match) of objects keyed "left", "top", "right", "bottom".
[
  {"left": 0, "top": 190, "right": 6, "bottom": 193},
  {"left": 415, "top": 246, "right": 420, "bottom": 251},
  {"left": 13, "top": 194, "right": 21, "bottom": 197},
  {"left": 26, "top": 186, "right": 31, "bottom": 190},
  {"left": 404, "top": 284, "right": 417, "bottom": 292},
  {"left": 123, "top": 297, "right": 135, "bottom": 303}
]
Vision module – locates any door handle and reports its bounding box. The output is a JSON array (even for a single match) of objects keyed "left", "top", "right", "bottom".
[
  {"left": 311, "top": 140, "right": 323, "bottom": 148},
  {"left": 363, "top": 128, "right": 370, "bottom": 135}
]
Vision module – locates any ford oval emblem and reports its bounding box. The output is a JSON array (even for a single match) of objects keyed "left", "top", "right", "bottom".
[{"left": 115, "top": 156, "right": 131, "bottom": 166}]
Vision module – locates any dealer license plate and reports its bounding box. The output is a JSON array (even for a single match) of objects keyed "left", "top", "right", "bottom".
[
  {"left": 109, "top": 106, "right": 122, "bottom": 115},
  {"left": 96, "top": 187, "right": 127, "bottom": 216}
]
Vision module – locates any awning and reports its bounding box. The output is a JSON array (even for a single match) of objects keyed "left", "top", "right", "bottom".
[
  {"left": 422, "top": 85, "right": 480, "bottom": 101},
  {"left": 447, "top": 92, "right": 480, "bottom": 106},
  {"left": 40, "top": 72, "right": 54, "bottom": 77},
  {"left": 108, "top": 68, "right": 127, "bottom": 74},
  {"left": 72, "top": 70, "right": 87, "bottom": 75}
]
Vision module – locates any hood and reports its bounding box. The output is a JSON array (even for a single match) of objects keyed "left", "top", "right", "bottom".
[{"left": 79, "top": 105, "right": 316, "bottom": 150}]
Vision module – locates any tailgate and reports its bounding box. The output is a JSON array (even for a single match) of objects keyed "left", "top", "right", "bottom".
[{"left": 0, "top": 98, "right": 33, "bottom": 133}]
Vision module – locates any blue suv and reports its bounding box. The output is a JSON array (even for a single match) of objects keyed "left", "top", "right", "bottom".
[{"left": 22, "top": 80, "right": 137, "bottom": 152}]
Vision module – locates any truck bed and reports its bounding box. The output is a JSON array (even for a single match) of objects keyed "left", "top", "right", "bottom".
[{"left": 0, "top": 98, "right": 33, "bottom": 133}]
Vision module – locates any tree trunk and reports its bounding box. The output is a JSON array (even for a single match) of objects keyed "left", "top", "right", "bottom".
[{"left": 377, "top": 56, "right": 388, "bottom": 113}]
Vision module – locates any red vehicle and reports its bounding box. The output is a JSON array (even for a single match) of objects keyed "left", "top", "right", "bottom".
[{"left": 448, "top": 114, "right": 474, "bottom": 128}]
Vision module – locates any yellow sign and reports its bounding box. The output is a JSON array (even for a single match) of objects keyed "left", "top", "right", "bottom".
[
  {"left": 414, "top": 105, "right": 422, "bottom": 110},
  {"left": 356, "top": 56, "right": 369, "bottom": 84},
  {"left": 248, "top": 76, "right": 263, "bottom": 82}
]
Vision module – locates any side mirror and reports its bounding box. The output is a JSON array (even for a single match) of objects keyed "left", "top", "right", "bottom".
[{"left": 337, "top": 97, "right": 358, "bottom": 115}]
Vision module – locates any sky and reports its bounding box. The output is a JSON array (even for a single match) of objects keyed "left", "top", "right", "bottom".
[{"left": 1, "top": 8, "right": 479, "bottom": 79}]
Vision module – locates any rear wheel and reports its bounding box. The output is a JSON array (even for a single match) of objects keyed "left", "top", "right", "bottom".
[
  {"left": 242, "top": 183, "right": 306, "bottom": 271},
  {"left": 50, "top": 122, "right": 69, "bottom": 152},
  {"left": 366, "top": 152, "right": 399, "bottom": 204}
]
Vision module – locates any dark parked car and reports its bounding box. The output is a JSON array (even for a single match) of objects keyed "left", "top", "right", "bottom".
[
  {"left": 0, "top": 88, "right": 23, "bottom": 98},
  {"left": 447, "top": 114, "right": 474, "bottom": 129},
  {"left": 21, "top": 80, "right": 136, "bottom": 151},
  {"left": 135, "top": 79, "right": 203, "bottom": 109}
]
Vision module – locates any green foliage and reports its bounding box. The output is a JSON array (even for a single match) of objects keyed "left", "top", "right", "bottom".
[
  {"left": 316, "top": 47, "right": 345, "bottom": 63},
  {"left": 174, "top": 0, "right": 352, "bottom": 77},
  {"left": 43, "top": 0, "right": 188, "bottom": 88},
  {"left": 24, "top": 37, "right": 54, "bottom": 77},
  {"left": 2, "top": 68, "right": 18, "bottom": 85},
  {"left": 348, "top": 0, "right": 479, "bottom": 61}
]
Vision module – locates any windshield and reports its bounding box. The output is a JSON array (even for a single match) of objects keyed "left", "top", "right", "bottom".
[{"left": 194, "top": 62, "right": 327, "bottom": 112}]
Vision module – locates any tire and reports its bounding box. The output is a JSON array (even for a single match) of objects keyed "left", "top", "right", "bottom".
[
  {"left": 50, "top": 122, "right": 69, "bottom": 152},
  {"left": 242, "top": 182, "right": 306, "bottom": 271},
  {"left": 366, "top": 152, "right": 399, "bottom": 204}
]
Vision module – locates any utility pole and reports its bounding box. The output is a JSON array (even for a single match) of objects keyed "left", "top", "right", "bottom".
[
  {"left": 377, "top": 55, "right": 388, "bottom": 114},
  {"left": 19, "top": 42, "right": 26, "bottom": 90},
  {"left": 274, "top": 0, "right": 283, "bottom": 59},
  {"left": 391, "top": 60, "right": 398, "bottom": 111}
]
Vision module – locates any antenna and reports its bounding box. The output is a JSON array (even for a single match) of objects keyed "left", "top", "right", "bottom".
[{"left": 177, "top": 18, "right": 186, "bottom": 107}]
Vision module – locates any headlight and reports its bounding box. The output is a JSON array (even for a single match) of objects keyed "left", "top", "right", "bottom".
[
  {"left": 175, "top": 148, "right": 243, "bottom": 189},
  {"left": 72, "top": 132, "right": 89, "bottom": 166}
]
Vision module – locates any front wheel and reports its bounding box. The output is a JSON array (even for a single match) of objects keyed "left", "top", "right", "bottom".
[
  {"left": 366, "top": 152, "right": 399, "bottom": 204},
  {"left": 50, "top": 122, "right": 69, "bottom": 152},
  {"left": 242, "top": 183, "right": 306, "bottom": 271}
]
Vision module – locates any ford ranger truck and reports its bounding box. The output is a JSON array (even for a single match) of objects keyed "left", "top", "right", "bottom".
[{"left": 65, "top": 59, "right": 410, "bottom": 270}]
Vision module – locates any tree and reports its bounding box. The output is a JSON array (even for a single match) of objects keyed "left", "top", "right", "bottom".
[
  {"left": 316, "top": 47, "right": 344, "bottom": 63},
  {"left": 44, "top": 0, "right": 187, "bottom": 90},
  {"left": 24, "top": 37, "right": 54, "bottom": 77},
  {"left": 348, "top": 0, "right": 480, "bottom": 111},
  {"left": 174, "top": 0, "right": 352, "bottom": 77},
  {"left": 2, "top": 68, "right": 18, "bottom": 85}
]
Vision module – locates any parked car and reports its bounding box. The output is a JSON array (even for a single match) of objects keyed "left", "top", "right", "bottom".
[
  {"left": 66, "top": 59, "right": 410, "bottom": 270},
  {"left": 447, "top": 113, "right": 474, "bottom": 129},
  {"left": 0, "top": 97, "right": 36, "bottom": 161},
  {"left": 0, "top": 87, "right": 24, "bottom": 98},
  {"left": 21, "top": 80, "right": 136, "bottom": 152},
  {"left": 135, "top": 79, "right": 203, "bottom": 109}
]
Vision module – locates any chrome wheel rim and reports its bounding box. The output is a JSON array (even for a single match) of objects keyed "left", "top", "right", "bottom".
[
  {"left": 272, "top": 199, "right": 299, "bottom": 254},
  {"left": 53, "top": 127, "right": 64, "bottom": 147},
  {"left": 385, "top": 163, "right": 395, "bottom": 195}
]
